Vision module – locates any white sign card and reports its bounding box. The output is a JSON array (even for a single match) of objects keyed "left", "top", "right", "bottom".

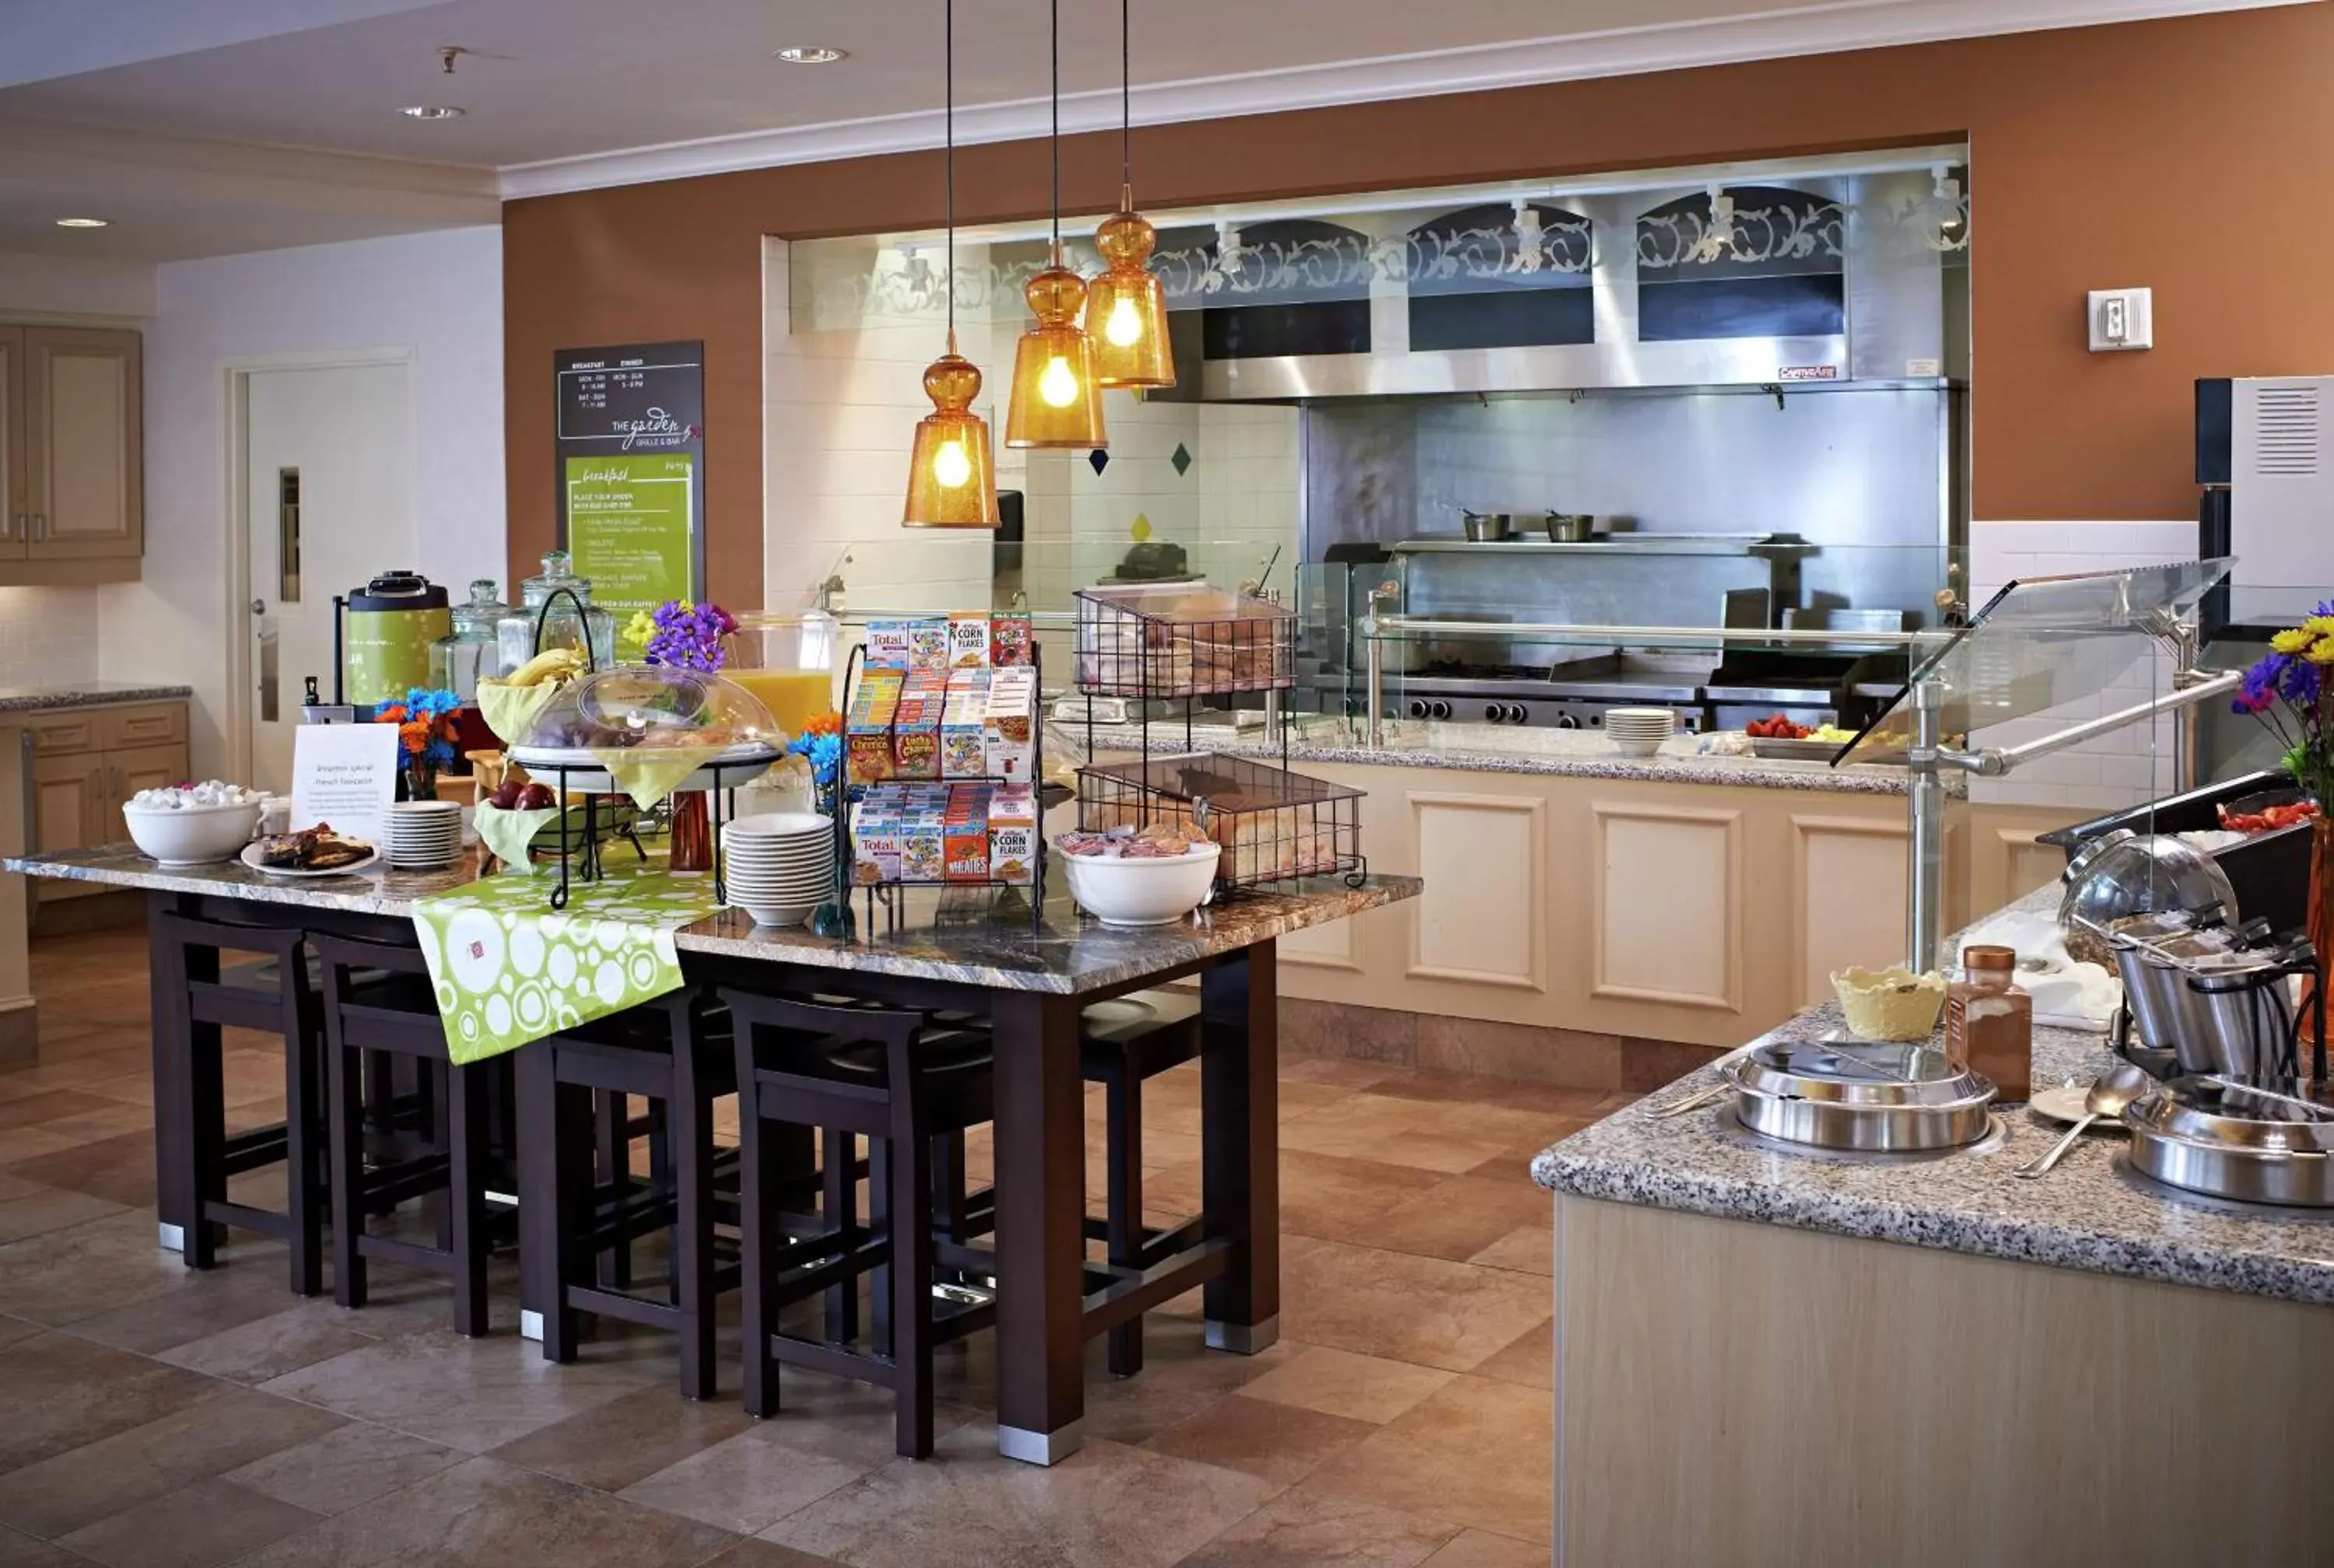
[{"left": 289, "top": 725, "right": 399, "bottom": 848}]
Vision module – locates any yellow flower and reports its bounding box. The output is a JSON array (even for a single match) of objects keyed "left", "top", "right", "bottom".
[
  {"left": 2273, "top": 628, "right": 2315, "bottom": 654},
  {"left": 2305, "top": 616, "right": 2334, "bottom": 639},
  {"left": 2304, "top": 639, "right": 2334, "bottom": 666}
]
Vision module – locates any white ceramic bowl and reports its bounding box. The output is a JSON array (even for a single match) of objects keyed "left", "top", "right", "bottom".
[
  {"left": 122, "top": 799, "right": 263, "bottom": 866},
  {"left": 1057, "top": 842, "right": 1221, "bottom": 927}
]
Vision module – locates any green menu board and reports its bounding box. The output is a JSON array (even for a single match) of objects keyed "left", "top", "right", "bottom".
[{"left": 565, "top": 453, "right": 696, "bottom": 660}]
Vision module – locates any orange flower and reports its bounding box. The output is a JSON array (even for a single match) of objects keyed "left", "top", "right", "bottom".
[
  {"left": 377, "top": 703, "right": 409, "bottom": 724},
  {"left": 803, "top": 709, "right": 843, "bottom": 737}
]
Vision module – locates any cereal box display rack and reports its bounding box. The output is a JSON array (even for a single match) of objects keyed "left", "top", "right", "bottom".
[
  {"left": 1069, "top": 582, "right": 1365, "bottom": 896},
  {"left": 832, "top": 612, "right": 1048, "bottom": 933}
]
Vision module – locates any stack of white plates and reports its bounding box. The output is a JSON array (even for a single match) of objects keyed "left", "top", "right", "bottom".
[
  {"left": 1603, "top": 707, "right": 1677, "bottom": 758},
  {"left": 386, "top": 800, "right": 464, "bottom": 869},
  {"left": 723, "top": 812, "right": 835, "bottom": 927}
]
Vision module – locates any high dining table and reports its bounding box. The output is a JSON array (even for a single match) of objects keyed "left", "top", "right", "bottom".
[{"left": 6, "top": 843, "right": 1419, "bottom": 1465}]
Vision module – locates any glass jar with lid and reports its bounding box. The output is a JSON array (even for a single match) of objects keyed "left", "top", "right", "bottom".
[
  {"left": 725, "top": 610, "right": 839, "bottom": 737},
  {"left": 429, "top": 579, "right": 511, "bottom": 700},
  {"left": 496, "top": 551, "right": 615, "bottom": 677}
]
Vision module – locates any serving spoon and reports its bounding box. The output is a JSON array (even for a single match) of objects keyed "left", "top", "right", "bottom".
[{"left": 2014, "top": 1062, "right": 2149, "bottom": 1179}]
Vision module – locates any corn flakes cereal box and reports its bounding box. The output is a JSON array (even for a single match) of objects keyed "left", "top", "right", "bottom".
[
  {"left": 987, "top": 784, "right": 1036, "bottom": 884},
  {"left": 948, "top": 614, "right": 991, "bottom": 669}
]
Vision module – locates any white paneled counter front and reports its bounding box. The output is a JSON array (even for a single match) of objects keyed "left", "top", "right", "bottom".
[{"left": 1078, "top": 723, "right": 2071, "bottom": 1052}]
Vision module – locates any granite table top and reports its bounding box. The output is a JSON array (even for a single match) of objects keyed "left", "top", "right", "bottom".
[
  {"left": 8, "top": 844, "right": 1419, "bottom": 997},
  {"left": 1534, "top": 894, "right": 2334, "bottom": 1307},
  {"left": 0, "top": 681, "right": 194, "bottom": 712},
  {"left": 1072, "top": 719, "right": 1926, "bottom": 796}
]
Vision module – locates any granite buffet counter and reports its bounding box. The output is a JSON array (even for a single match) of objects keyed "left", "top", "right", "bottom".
[{"left": 1530, "top": 894, "right": 2334, "bottom": 1566}]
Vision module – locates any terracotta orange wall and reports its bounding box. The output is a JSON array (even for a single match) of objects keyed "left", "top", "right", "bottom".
[{"left": 503, "top": 5, "right": 2334, "bottom": 607}]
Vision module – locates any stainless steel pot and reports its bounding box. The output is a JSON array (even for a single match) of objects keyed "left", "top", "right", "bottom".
[
  {"left": 2123, "top": 1077, "right": 2334, "bottom": 1206},
  {"left": 1724, "top": 1039, "right": 1997, "bottom": 1153},
  {"left": 1545, "top": 513, "right": 1596, "bottom": 543},
  {"left": 1460, "top": 511, "right": 1514, "bottom": 542},
  {"left": 2185, "top": 954, "right": 2300, "bottom": 1078}
]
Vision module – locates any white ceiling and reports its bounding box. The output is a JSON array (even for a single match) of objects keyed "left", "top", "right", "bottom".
[{"left": 0, "top": 0, "right": 2306, "bottom": 263}]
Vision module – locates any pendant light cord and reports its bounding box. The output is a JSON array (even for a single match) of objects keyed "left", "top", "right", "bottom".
[
  {"left": 1050, "top": 0, "right": 1060, "bottom": 253},
  {"left": 1120, "top": 0, "right": 1130, "bottom": 193},
  {"left": 944, "top": 0, "right": 955, "bottom": 340}
]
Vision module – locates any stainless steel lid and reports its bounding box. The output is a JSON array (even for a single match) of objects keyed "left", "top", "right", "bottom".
[
  {"left": 2125, "top": 1076, "right": 2334, "bottom": 1154},
  {"left": 1729, "top": 1038, "right": 1995, "bottom": 1110}
]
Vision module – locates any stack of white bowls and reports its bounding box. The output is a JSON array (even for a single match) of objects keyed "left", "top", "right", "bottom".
[
  {"left": 723, "top": 813, "right": 835, "bottom": 927},
  {"left": 386, "top": 800, "right": 464, "bottom": 869},
  {"left": 1603, "top": 707, "right": 1677, "bottom": 758}
]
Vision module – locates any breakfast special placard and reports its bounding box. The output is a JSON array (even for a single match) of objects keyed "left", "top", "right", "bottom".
[{"left": 554, "top": 341, "right": 705, "bottom": 657}]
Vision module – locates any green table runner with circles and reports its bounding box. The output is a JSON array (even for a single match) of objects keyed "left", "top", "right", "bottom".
[{"left": 411, "top": 866, "right": 724, "bottom": 1064}]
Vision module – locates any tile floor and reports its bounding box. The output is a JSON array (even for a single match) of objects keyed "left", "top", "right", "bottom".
[{"left": 0, "top": 925, "right": 1630, "bottom": 1568}]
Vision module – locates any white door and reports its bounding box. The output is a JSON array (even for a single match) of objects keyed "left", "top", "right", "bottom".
[{"left": 243, "top": 362, "right": 415, "bottom": 794}]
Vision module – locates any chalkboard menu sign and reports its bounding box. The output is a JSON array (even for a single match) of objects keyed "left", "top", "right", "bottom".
[{"left": 553, "top": 341, "right": 706, "bottom": 657}]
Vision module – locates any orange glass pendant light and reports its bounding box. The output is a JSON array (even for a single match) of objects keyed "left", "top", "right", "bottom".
[
  {"left": 1004, "top": 0, "right": 1106, "bottom": 450},
  {"left": 1085, "top": 0, "right": 1173, "bottom": 389},
  {"left": 904, "top": 0, "right": 1001, "bottom": 527}
]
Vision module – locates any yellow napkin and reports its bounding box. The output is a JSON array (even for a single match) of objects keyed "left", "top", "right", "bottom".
[
  {"left": 587, "top": 745, "right": 724, "bottom": 810},
  {"left": 476, "top": 680, "right": 564, "bottom": 752}
]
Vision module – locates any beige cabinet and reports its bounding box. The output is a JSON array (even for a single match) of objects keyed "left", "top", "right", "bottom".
[
  {"left": 0, "top": 324, "right": 143, "bottom": 582},
  {"left": 25, "top": 702, "right": 188, "bottom": 906}
]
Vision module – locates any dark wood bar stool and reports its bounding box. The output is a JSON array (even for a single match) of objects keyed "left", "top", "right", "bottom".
[
  {"left": 150, "top": 912, "right": 328, "bottom": 1295},
  {"left": 516, "top": 989, "right": 742, "bottom": 1398},
  {"left": 1081, "top": 990, "right": 1204, "bottom": 1375},
  {"left": 721, "top": 989, "right": 998, "bottom": 1458},
  {"left": 312, "top": 931, "right": 513, "bottom": 1336}
]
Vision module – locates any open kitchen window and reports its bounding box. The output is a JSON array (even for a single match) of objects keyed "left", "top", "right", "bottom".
[{"left": 1634, "top": 184, "right": 1845, "bottom": 342}]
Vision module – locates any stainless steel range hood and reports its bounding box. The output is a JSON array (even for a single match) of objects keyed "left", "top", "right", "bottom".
[{"left": 1181, "top": 168, "right": 1962, "bottom": 402}]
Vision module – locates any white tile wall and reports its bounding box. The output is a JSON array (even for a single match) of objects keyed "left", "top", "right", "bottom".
[
  {"left": 0, "top": 587, "right": 103, "bottom": 690},
  {"left": 765, "top": 238, "right": 1300, "bottom": 622},
  {"left": 1965, "top": 520, "right": 2197, "bottom": 812}
]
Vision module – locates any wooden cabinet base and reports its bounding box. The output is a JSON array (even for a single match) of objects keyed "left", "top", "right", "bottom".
[{"left": 1552, "top": 1196, "right": 2334, "bottom": 1565}]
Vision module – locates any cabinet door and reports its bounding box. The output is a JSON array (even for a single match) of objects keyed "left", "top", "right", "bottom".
[
  {"left": 0, "top": 326, "right": 23, "bottom": 560},
  {"left": 30, "top": 751, "right": 107, "bottom": 854},
  {"left": 107, "top": 743, "right": 190, "bottom": 843},
  {"left": 24, "top": 327, "right": 142, "bottom": 559}
]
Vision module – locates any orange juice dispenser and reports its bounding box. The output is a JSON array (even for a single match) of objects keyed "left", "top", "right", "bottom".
[{"left": 727, "top": 611, "right": 839, "bottom": 737}]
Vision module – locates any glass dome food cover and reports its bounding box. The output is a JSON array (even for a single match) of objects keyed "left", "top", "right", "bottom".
[{"left": 510, "top": 665, "right": 781, "bottom": 808}]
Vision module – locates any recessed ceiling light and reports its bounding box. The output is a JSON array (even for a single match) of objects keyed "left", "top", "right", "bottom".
[
  {"left": 400, "top": 104, "right": 465, "bottom": 120},
  {"left": 773, "top": 45, "right": 846, "bottom": 64},
  {"left": 54, "top": 217, "right": 108, "bottom": 229}
]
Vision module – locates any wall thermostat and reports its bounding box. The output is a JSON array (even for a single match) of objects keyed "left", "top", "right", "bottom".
[{"left": 2087, "top": 288, "right": 2154, "bottom": 352}]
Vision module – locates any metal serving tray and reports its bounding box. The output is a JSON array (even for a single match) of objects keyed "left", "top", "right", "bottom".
[{"left": 1723, "top": 1039, "right": 1996, "bottom": 1153}]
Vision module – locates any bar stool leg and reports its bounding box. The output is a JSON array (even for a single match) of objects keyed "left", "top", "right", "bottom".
[
  {"left": 669, "top": 1045, "right": 717, "bottom": 1400},
  {"left": 736, "top": 1084, "right": 782, "bottom": 1418},
  {"left": 447, "top": 1065, "right": 491, "bottom": 1338},
  {"left": 1104, "top": 1070, "right": 1146, "bottom": 1376},
  {"left": 281, "top": 1010, "right": 325, "bottom": 1297},
  {"left": 887, "top": 1104, "right": 935, "bottom": 1458},
  {"left": 821, "top": 1127, "right": 858, "bottom": 1345},
  {"left": 595, "top": 1091, "right": 634, "bottom": 1290},
  {"left": 326, "top": 1025, "right": 369, "bottom": 1310},
  {"left": 867, "top": 1139, "right": 892, "bottom": 1358}
]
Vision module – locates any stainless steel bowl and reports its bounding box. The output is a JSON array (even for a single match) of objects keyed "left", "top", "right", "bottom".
[
  {"left": 1460, "top": 512, "right": 1514, "bottom": 542},
  {"left": 1545, "top": 513, "right": 1596, "bottom": 543}
]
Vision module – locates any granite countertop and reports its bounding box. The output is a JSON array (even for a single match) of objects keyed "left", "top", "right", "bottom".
[
  {"left": 7, "top": 844, "right": 1419, "bottom": 997},
  {"left": 1071, "top": 719, "right": 1924, "bottom": 796},
  {"left": 1533, "top": 890, "right": 2334, "bottom": 1307},
  {"left": 0, "top": 682, "right": 193, "bottom": 713}
]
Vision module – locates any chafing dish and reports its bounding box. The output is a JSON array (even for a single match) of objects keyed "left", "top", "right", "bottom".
[
  {"left": 2122, "top": 1076, "right": 2334, "bottom": 1206},
  {"left": 1723, "top": 1038, "right": 1997, "bottom": 1152}
]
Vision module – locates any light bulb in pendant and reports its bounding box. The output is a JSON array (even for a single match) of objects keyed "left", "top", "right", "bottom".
[
  {"left": 932, "top": 437, "right": 972, "bottom": 489},
  {"left": 1039, "top": 355, "right": 1079, "bottom": 408},
  {"left": 1105, "top": 295, "right": 1144, "bottom": 348}
]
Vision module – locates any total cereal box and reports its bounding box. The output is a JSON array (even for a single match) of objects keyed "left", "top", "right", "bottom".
[
  {"left": 852, "top": 795, "right": 902, "bottom": 884},
  {"left": 865, "top": 620, "right": 914, "bottom": 670}
]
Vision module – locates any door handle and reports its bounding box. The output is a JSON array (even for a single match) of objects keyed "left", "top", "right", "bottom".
[
  {"left": 251, "top": 599, "right": 267, "bottom": 617},
  {"left": 31, "top": 515, "right": 46, "bottom": 542}
]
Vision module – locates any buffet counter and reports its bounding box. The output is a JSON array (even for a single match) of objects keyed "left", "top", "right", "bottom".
[
  {"left": 1530, "top": 885, "right": 2334, "bottom": 1564},
  {"left": 1074, "top": 718, "right": 2064, "bottom": 1060}
]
